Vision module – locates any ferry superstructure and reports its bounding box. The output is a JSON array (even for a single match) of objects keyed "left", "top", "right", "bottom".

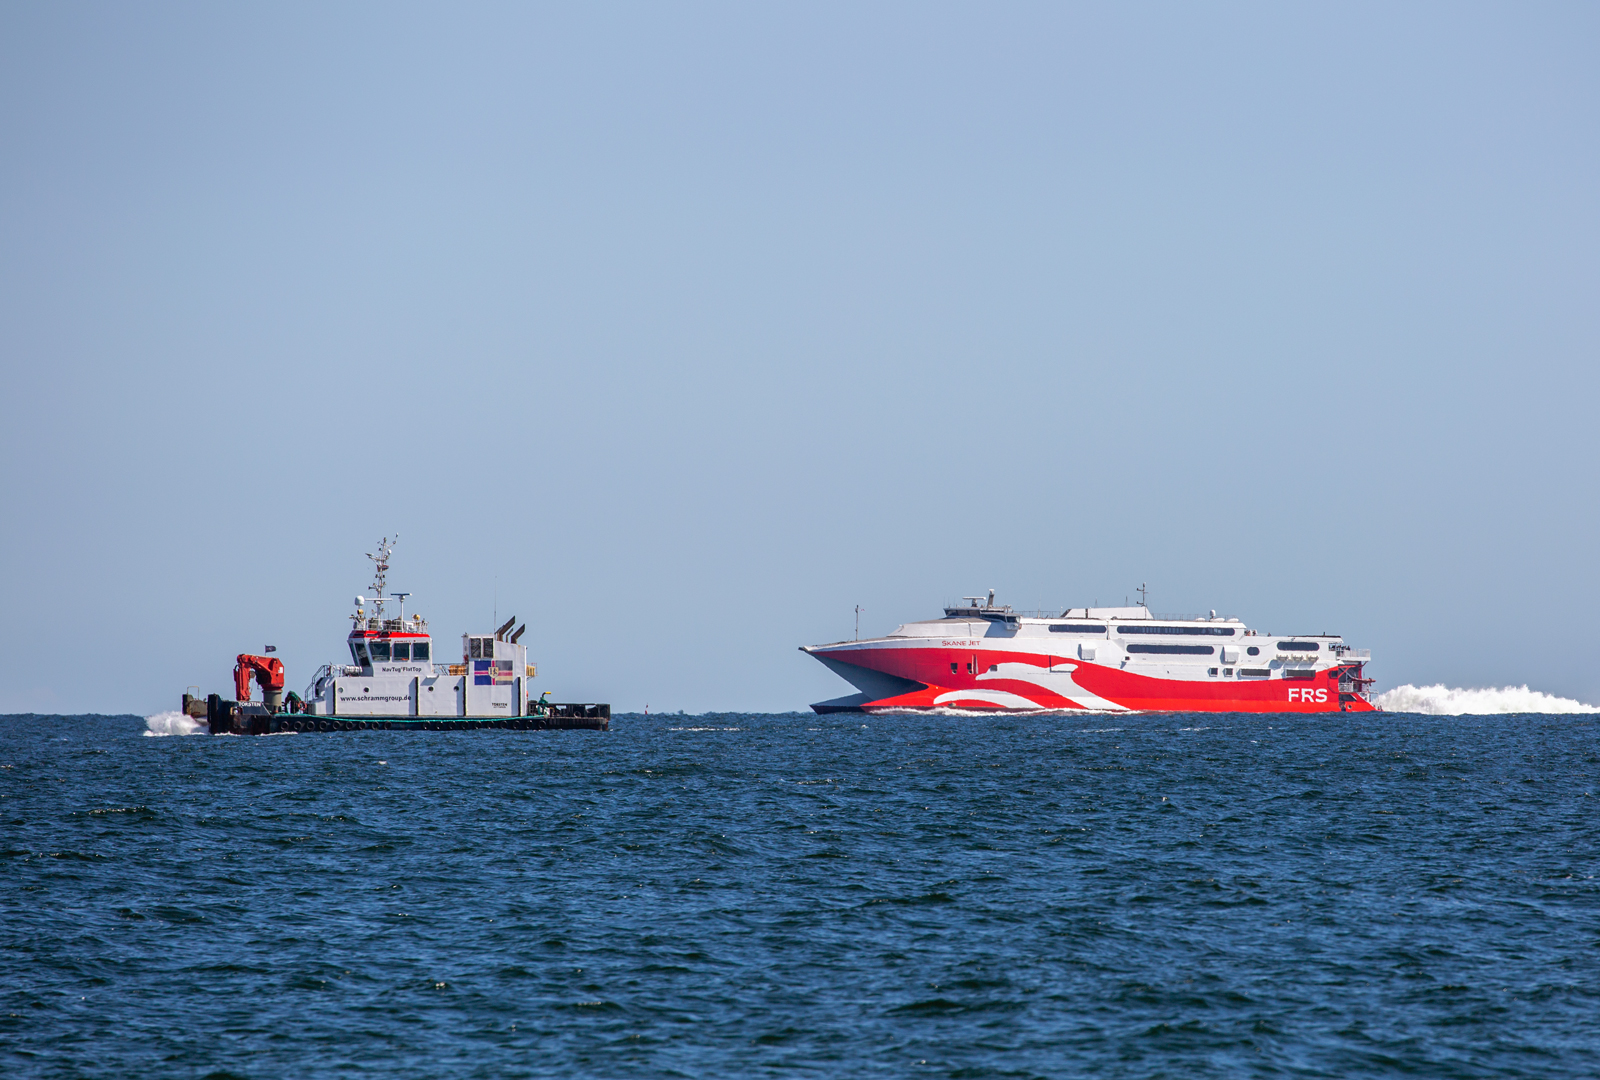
[{"left": 802, "top": 591, "right": 1376, "bottom": 714}]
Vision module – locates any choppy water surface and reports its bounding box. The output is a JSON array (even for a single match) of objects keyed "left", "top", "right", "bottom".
[{"left": 4, "top": 712, "right": 1599, "bottom": 1078}]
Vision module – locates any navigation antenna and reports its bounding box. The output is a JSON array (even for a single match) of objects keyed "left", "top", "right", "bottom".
[
  {"left": 366, "top": 535, "right": 396, "bottom": 621},
  {"left": 855, "top": 605, "right": 863, "bottom": 641},
  {"left": 1136, "top": 582, "right": 1147, "bottom": 609}
]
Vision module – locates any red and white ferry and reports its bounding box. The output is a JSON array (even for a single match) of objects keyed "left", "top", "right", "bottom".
[{"left": 802, "top": 590, "right": 1376, "bottom": 714}]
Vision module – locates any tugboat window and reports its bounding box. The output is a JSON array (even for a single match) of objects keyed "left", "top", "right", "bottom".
[
  {"left": 391, "top": 642, "right": 410, "bottom": 662},
  {"left": 370, "top": 641, "right": 391, "bottom": 662},
  {"left": 412, "top": 641, "right": 429, "bottom": 661},
  {"left": 469, "top": 638, "right": 483, "bottom": 659},
  {"left": 350, "top": 642, "right": 367, "bottom": 665}
]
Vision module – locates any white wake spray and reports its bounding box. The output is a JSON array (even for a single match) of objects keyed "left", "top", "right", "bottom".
[
  {"left": 1375, "top": 684, "right": 1599, "bottom": 716},
  {"left": 143, "top": 710, "right": 207, "bottom": 736}
]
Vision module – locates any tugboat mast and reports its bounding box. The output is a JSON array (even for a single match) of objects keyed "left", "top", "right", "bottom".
[{"left": 365, "top": 536, "right": 396, "bottom": 623}]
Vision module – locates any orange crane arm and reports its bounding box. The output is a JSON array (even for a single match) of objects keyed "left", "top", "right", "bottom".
[{"left": 234, "top": 654, "right": 285, "bottom": 702}]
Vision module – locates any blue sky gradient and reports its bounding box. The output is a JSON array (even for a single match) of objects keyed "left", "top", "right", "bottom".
[{"left": 1, "top": 3, "right": 1596, "bottom": 713}]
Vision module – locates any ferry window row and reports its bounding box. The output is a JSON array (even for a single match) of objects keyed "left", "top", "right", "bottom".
[
  {"left": 1119, "top": 625, "right": 1236, "bottom": 637},
  {"left": 1126, "top": 643, "right": 1214, "bottom": 655},
  {"left": 1048, "top": 624, "right": 1106, "bottom": 633},
  {"left": 1277, "top": 641, "right": 1320, "bottom": 652}
]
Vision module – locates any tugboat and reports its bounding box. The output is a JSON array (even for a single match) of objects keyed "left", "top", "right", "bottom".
[{"left": 184, "top": 538, "right": 609, "bottom": 734}]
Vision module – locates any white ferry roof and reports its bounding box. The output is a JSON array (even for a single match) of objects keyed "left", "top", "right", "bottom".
[{"left": 894, "top": 603, "right": 1254, "bottom": 638}]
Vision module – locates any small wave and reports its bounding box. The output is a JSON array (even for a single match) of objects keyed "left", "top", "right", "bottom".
[
  {"left": 1376, "top": 684, "right": 1599, "bottom": 716},
  {"left": 143, "top": 711, "right": 207, "bottom": 737}
]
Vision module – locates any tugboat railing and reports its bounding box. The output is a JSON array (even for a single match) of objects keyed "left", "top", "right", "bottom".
[{"left": 350, "top": 616, "right": 429, "bottom": 633}]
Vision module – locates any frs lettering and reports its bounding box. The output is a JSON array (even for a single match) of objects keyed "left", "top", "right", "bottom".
[{"left": 1287, "top": 688, "right": 1328, "bottom": 703}]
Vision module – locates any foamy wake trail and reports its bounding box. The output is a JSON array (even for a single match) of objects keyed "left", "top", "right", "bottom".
[
  {"left": 143, "top": 710, "right": 207, "bottom": 736},
  {"left": 1376, "top": 684, "right": 1599, "bottom": 716}
]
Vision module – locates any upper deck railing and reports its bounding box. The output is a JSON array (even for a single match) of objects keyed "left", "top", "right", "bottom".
[{"left": 940, "top": 605, "right": 1242, "bottom": 622}]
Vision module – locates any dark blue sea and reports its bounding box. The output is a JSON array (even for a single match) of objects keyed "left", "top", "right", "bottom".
[{"left": 4, "top": 711, "right": 1599, "bottom": 1078}]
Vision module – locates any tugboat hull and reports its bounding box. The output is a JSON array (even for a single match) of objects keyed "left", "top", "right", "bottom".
[{"left": 204, "top": 694, "right": 609, "bottom": 735}]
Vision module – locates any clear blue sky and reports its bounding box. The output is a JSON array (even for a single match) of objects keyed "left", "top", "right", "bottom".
[{"left": 2, "top": 3, "right": 1596, "bottom": 714}]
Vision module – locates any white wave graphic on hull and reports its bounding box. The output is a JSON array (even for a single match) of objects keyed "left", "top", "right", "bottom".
[
  {"left": 143, "top": 710, "right": 207, "bottom": 736},
  {"left": 1376, "top": 684, "right": 1599, "bottom": 716}
]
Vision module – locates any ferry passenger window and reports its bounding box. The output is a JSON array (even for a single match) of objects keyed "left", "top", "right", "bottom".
[
  {"left": 413, "top": 641, "right": 429, "bottom": 661},
  {"left": 988, "top": 665, "right": 998, "bottom": 673},
  {"left": 1277, "top": 641, "right": 1320, "bottom": 652},
  {"left": 391, "top": 642, "right": 410, "bottom": 661},
  {"left": 1247, "top": 647, "right": 1260, "bottom": 656},
  {"left": 1208, "top": 667, "right": 1218, "bottom": 677},
  {"left": 950, "top": 662, "right": 958, "bottom": 674},
  {"left": 1224, "top": 668, "right": 1234, "bottom": 677},
  {"left": 1119, "top": 625, "right": 1236, "bottom": 637},
  {"left": 370, "top": 641, "right": 391, "bottom": 662},
  {"left": 966, "top": 661, "right": 975, "bottom": 674}
]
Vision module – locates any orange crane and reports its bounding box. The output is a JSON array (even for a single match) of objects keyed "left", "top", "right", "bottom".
[{"left": 234, "top": 654, "right": 285, "bottom": 707}]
